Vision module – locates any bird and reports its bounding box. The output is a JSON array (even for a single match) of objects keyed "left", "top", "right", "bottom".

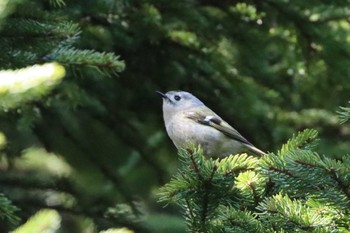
[{"left": 157, "top": 90, "right": 266, "bottom": 157}]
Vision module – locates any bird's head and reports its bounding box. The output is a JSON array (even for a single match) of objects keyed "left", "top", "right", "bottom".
[{"left": 157, "top": 90, "right": 204, "bottom": 118}]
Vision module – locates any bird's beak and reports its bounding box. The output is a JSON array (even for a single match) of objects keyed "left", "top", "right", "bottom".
[{"left": 156, "top": 91, "right": 169, "bottom": 100}]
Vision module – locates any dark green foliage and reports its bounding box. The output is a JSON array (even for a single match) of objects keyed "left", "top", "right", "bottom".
[
  {"left": 338, "top": 104, "right": 350, "bottom": 124},
  {"left": 0, "top": 194, "right": 20, "bottom": 227},
  {"left": 0, "top": 2, "right": 124, "bottom": 71},
  {"left": 0, "top": 0, "right": 350, "bottom": 232},
  {"left": 159, "top": 130, "right": 350, "bottom": 232},
  {"left": 158, "top": 147, "right": 264, "bottom": 232}
]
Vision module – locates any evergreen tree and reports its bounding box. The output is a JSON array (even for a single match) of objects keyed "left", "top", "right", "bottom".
[
  {"left": 0, "top": 0, "right": 349, "bottom": 232},
  {"left": 159, "top": 128, "right": 350, "bottom": 232}
]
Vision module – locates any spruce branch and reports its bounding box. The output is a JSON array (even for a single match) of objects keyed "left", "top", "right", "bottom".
[
  {"left": 201, "top": 165, "right": 217, "bottom": 225},
  {"left": 328, "top": 168, "right": 350, "bottom": 202},
  {"left": 224, "top": 166, "right": 255, "bottom": 176},
  {"left": 185, "top": 198, "right": 195, "bottom": 223},
  {"left": 278, "top": 129, "right": 318, "bottom": 156},
  {"left": 260, "top": 153, "right": 295, "bottom": 178},
  {"left": 159, "top": 127, "right": 350, "bottom": 232},
  {"left": 1, "top": 19, "right": 80, "bottom": 39},
  {"left": 159, "top": 148, "right": 267, "bottom": 231},
  {"left": 257, "top": 193, "right": 336, "bottom": 231},
  {"left": 268, "top": 165, "right": 295, "bottom": 177},
  {"left": 48, "top": 0, "right": 66, "bottom": 8},
  {"left": 46, "top": 47, "right": 125, "bottom": 75},
  {"left": 0, "top": 62, "right": 65, "bottom": 110},
  {"left": 248, "top": 181, "right": 259, "bottom": 207},
  {"left": 235, "top": 170, "right": 266, "bottom": 208},
  {"left": 337, "top": 104, "right": 350, "bottom": 124},
  {"left": 215, "top": 153, "right": 259, "bottom": 176},
  {"left": 212, "top": 206, "right": 267, "bottom": 233},
  {"left": 187, "top": 147, "right": 202, "bottom": 179},
  {"left": 0, "top": 194, "right": 20, "bottom": 226},
  {"left": 259, "top": 130, "right": 350, "bottom": 212},
  {"left": 260, "top": 130, "right": 325, "bottom": 199},
  {"left": 285, "top": 150, "right": 350, "bottom": 207}
]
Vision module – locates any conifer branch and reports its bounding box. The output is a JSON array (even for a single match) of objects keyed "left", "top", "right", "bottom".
[
  {"left": 1, "top": 19, "right": 80, "bottom": 39},
  {"left": 185, "top": 198, "right": 195, "bottom": 222},
  {"left": 279, "top": 129, "right": 318, "bottom": 156},
  {"left": 328, "top": 168, "right": 350, "bottom": 202},
  {"left": 338, "top": 105, "right": 350, "bottom": 124},
  {"left": 201, "top": 165, "right": 217, "bottom": 225},
  {"left": 248, "top": 182, "right": 259, "bottom": 207},
  {"left": 0, "top": 62, "right": 65, "bottom": 110},
  {"left": 188, "top": 148, "right": 202, "bottom": 180},
  {"left": 47, "top": 47, "right": 125, "bottom": 73},
  {"left": 0, "top": 194, "right": 20, "bottom": 226},
  {"left": 294, "top": 160, "right": 316, "bottom": 167},
  {"left": 49, "top": 0, "right": 66, "bottom": 8},
  {"left": 224, "top": 166, "right": 255, "bottom": 176},
  {"left": 268, "top": 166, "right": 295, "bottom": 177}
]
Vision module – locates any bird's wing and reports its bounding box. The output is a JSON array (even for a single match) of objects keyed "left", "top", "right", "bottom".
[
  {"left": 185, "top": 111, "right": 266, "bottom": 156},
  {"left": 185, "top": 111, "right": 253, "bottom": 145}
]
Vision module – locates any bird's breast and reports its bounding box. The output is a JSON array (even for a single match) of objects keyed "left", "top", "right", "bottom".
[
  {"left": 165, "top": 113, "right": 247, "bottom": 157},
  {"left": 167, "top": 116, "right": 229, "bottom": 155}
]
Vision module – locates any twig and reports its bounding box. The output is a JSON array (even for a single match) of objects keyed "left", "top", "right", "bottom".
[
  {"left": 200, "top": 165, "right": 217, "bottom": 225},
  {"left": 224, "top": 166, "right": 255, "bottom": 176},
  {"left": 248, "top": 181, "right": 259, "bottom": 207},
  {"left": 188, "top": 149, "right": 202, "bottom": 179},
  {"left": 269, "top": 166, "right": 295, "bottom": 177}
]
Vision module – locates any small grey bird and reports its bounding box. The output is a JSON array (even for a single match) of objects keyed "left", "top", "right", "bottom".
[{"left": 157, "top": 90, "right": 266, "bottom": 157}]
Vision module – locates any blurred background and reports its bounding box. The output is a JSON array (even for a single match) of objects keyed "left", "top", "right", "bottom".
[{"left": 0, "top": 0, "right": 350, "bottom": 232}]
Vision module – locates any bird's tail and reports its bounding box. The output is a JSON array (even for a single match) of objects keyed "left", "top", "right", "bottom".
[{"left": 246, "top": 144, "right": 267, "bottom": 156}]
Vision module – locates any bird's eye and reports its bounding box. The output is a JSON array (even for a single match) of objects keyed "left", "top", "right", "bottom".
[{"left": 174, "top": 95, "right": 181, "bottom": 101}]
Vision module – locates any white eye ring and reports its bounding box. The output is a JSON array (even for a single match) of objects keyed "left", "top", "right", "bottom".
[{"left": 174, "top": 95, "right": 181, "bottom": 101}]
